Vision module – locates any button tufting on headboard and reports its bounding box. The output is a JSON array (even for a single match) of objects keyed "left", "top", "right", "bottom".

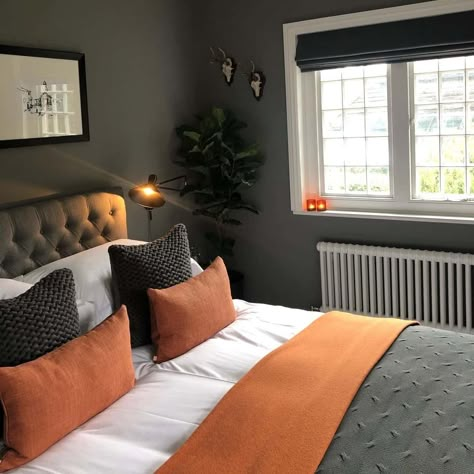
[{"left": 0, "top": 190, "right": 127, "bottom": 279}]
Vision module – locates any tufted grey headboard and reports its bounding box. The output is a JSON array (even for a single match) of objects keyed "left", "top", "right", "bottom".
[{"left": 0, "top": 189, "right": 127, "bottom": 278}]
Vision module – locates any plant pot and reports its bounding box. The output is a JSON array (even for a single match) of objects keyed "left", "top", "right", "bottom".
[{"left": 228, "top": 269, "right": 244, "bottom": 300}]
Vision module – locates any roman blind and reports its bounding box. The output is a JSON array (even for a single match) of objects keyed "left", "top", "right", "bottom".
[{"left": 295, "top": 10, "right": 474, "bottom": 72}]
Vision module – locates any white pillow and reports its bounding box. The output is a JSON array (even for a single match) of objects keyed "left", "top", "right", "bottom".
[
  {"left": 17, "top": 239, "right": 204, "bottom": 328},
  {"left": 191, "top": 258, "right": 204, "bottom": 277},
  {"left": 0, "top": 279, "right": 96, "bottom": 335},
  {"left": 0, "top": 279, "right": 32, "bottom": 299}
]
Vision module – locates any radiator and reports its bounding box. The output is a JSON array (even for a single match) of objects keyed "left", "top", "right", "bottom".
[{"left": 317, "top": 242, "right": 474, "bottom": 332}]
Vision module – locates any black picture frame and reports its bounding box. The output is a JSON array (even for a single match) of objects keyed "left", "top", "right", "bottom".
[{"left": 0, "top": 45, "right": 90, "bottom": 149}]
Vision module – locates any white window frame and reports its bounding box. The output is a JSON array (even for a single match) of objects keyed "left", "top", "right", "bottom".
[{"left": 283, "top": 0, "right": 474, "bottom": 224}]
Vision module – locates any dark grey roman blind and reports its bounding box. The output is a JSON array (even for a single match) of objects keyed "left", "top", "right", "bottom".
[{"left": 296, "top": 11, "right": 474, "bottom": 72}]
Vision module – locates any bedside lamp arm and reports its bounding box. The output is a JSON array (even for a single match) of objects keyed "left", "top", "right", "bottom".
[{"left": 158, "top": 175, "right": 187, "bottom": 192}]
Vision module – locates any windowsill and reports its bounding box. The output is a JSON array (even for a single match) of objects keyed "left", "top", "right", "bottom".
[{"left": 294, "top": 209, "right": 474, "bottom": 224}]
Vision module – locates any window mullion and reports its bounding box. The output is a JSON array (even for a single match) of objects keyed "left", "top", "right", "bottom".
[{"left": 390, "top": 62, "right": 411, "bottom": 206}]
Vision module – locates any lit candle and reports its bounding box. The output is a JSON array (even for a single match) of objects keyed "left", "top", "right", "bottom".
[
  {"left": 306, "top": 199, "right": 317, "bottom": 212},
  {"left": 317, "top": 199, "right": 327, "bottom": 212}
]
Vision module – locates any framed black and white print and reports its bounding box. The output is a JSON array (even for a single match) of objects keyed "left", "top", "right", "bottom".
[{"left": 0, "top": 45, "right": 89, "bottom": 149}]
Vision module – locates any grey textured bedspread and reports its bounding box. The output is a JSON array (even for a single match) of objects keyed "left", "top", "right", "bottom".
[{"left": 317, "top": 326, "right": 474, "bottom": 474}]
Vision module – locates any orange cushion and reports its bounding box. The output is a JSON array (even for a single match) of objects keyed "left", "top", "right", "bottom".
[
  {"left": 0, "top": 306, "right": 135, "bottom": 472},
  {"left": 148, "top": 257, "right": 236, "bottom": 363}
]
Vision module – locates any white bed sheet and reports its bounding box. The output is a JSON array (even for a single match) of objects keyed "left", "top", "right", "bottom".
[{"left": 13, "top": 301, "right": 322, "bottom": 474}]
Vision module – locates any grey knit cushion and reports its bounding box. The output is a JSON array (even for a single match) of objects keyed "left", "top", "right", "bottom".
[
  {"left": 108, "top": 224, "right": 192, "bottom": 348},
  {"left": 0, "top": 268, "right": 80, "bottom": 367}
]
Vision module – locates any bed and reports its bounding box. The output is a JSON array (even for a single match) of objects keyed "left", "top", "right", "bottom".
[{"left": 1, "top": 190, "right": 474, "bottom": 474}]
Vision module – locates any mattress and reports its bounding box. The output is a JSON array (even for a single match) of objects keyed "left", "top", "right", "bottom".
[{"left": 13, "top": 300, "right": 322, "bottom": 474}]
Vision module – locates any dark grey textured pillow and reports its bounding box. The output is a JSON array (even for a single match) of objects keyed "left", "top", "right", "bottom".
[
  {"left": 0, "top": 268, "right": 80, "bottom": 367},
  {"left": 108, "top": 223, "right": 192, "bottom": 348}
]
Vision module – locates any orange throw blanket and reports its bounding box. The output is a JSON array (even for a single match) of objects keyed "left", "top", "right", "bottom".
[{"left": 156, "top": 312, "right": 417, "bottom": 474}]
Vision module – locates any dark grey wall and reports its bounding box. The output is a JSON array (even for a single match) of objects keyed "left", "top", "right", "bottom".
[
  {"left": 194, "top": 0, "right": 474, "bottom": 310},
  {"left": 0, "top": 0, "right": 204, "bottom": 243},
  {"left": 3, "top": 0, "right": 474, "bottom": 310}
]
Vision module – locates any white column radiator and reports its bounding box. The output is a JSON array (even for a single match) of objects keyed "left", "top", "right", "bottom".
[{"left": 317, "top": 242, "right": 474, "bottom": 333}]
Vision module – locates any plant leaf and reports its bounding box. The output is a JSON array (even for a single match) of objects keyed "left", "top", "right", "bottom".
[
  {"left": 180, "top": 184, "right": 199, "bottom": 197},
  {"left": 183, "top": 131, "right": 201, "bottom": 142},
  {"left": 212, "top": 107, "right": 226, "bottom": 127},
  {"left": 201, "top": 141, "right": 215, "bottom": 155},
  {"left": 176, "top": 124, "right": 199, "bottom": 137},
  {"left": 231, "top": 202, "right": 260, "bottom": 214},
  {"left": 236, "top": 144, "right": 260, "bottom": 160},
  {"left": 189, "top": 145, "right": 201, "bottom": 153},
  {"left": 223, "top": 218, "right": 242, "bottom": 226},
  {"left": 194, "top": 209, "right": 219, "bottom": 219}
]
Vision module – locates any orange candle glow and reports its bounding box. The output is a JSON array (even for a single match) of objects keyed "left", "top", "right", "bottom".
[
  {"left": 306, "top": 199, "right": 317, "bottom": 212},
  {"left": 317, "top": 199, "right": 327, "bottom": 212}
]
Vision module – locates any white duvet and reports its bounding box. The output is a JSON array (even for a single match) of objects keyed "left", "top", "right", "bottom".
[{"left": 13, "top": 301, "right": 322, "bottom": 474}]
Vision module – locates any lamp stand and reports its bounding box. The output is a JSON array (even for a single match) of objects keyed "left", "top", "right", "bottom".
[{"left": 145, "top": 207, "right": 153, "bottom": 242}]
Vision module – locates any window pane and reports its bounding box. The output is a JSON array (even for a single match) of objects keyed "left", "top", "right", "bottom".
[
  {"left": 468, "top": 136, "right": 474, "bottom": 164},
  {"left": 343, "top": 79, "right": 364, "bottom": 108},
  {"left": 416, "top": 167, "right": 440, "bottom": 195},
  {"left": 321, "top": 81, "right": 342, "bottom": 110},
  {"left": 414, "top": 73, "right": 438, "bottom": 104},
  {"left": 469, "top": 167, "right": 474, "bottom": 194},
  {"left": 414, "top": 59, "right": 438, "bottom": 73},
  {"left": 467, "top": 70, "right": 474, "bottom": 101},
  {"left": 322, "top": 110, "right": 343, "bottom": 137},
  {"left": 440, "top": 71, "right": 465, "bottom": 103},
  {"left": 366, "top": 108, "right": 388, "bottom": 136},
  {"left": 344, "top": 138, "right": 365, "bottom": 165},
  {"left": 415, "top": 106, "right": 439, "bottom": 135},
  {"left": 324, "top": 166, "right": 345, "bottom": 193},
  {"left": 346, "top": 167, "right": 367, "bottom": 193},
  {"left": 415, "top": 137, "right": 439, "bottom": 165},
  {"left": 365, "top": 77, "right": 387, "bottom": 107},
  {"left": 440, "top": 104, "right": 465, "bottom": 134},
  {"left": 366, "top": 137, "right": 389, "bottom": 165},
  {"left": 323, "top": 139, "right": 345, "bottom": 165},
  {"left": 442, "top": 168, "right": 465, "bottom": 195},
  {"left": 342, "top": 67, "right": 363, "bottom": 79},
  {"left": 467, "top": 103, "right": 474, "bottom": 134},
  {"left": 368, "top": 167, "right": 390, "bottom": 194},
  {"left": 344, "top": 109, "right": 365, "bottom": 137},
  {"left": 441, "top": 136, "right": 465, "bottom": 165},
  {"left": 439, "top": 57, "right": 465, "bottom": 71},
  {"left": 320, "top": 69, "right": 342, "bottom": 81},
  {"left": 364, "top": 64, "right": 387, "bottom": 77}
]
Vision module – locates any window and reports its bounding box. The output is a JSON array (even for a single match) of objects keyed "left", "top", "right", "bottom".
[
  {"left": 318, "top": 64, "right": 391, "bottom": 197},
  {"left": 411, "top": 57, "right": 474, "bottom": 201},
  {"left": 316, "top": 57, "right": 474, "bottom": 205},
  {"left": 284, "top": 1, "right": 474, "bottom": 223}
]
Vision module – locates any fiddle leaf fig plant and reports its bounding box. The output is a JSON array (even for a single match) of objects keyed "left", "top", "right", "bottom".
[{"left": 175, "top": 107, "right": 264, "bottom": 258}]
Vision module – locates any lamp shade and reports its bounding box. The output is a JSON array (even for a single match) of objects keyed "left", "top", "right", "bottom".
[{"left": 129, "top": 175, "right": 166, "bottom": 209}]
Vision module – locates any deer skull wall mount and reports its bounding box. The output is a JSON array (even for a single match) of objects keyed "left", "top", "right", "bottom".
[
  {"left": 243, "top": 61, "right": 266, "bottom": 101},
  {"left": 210, "top": 47, "right": 237, "bottom": 86}
]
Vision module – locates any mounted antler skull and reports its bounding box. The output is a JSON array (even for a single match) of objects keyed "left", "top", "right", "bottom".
[
  {"left": 243, "top": 61, "right": 266, "bottom": 101},
  {"left": 210, "top": 47, "right": 237, "bottom": 86}
]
